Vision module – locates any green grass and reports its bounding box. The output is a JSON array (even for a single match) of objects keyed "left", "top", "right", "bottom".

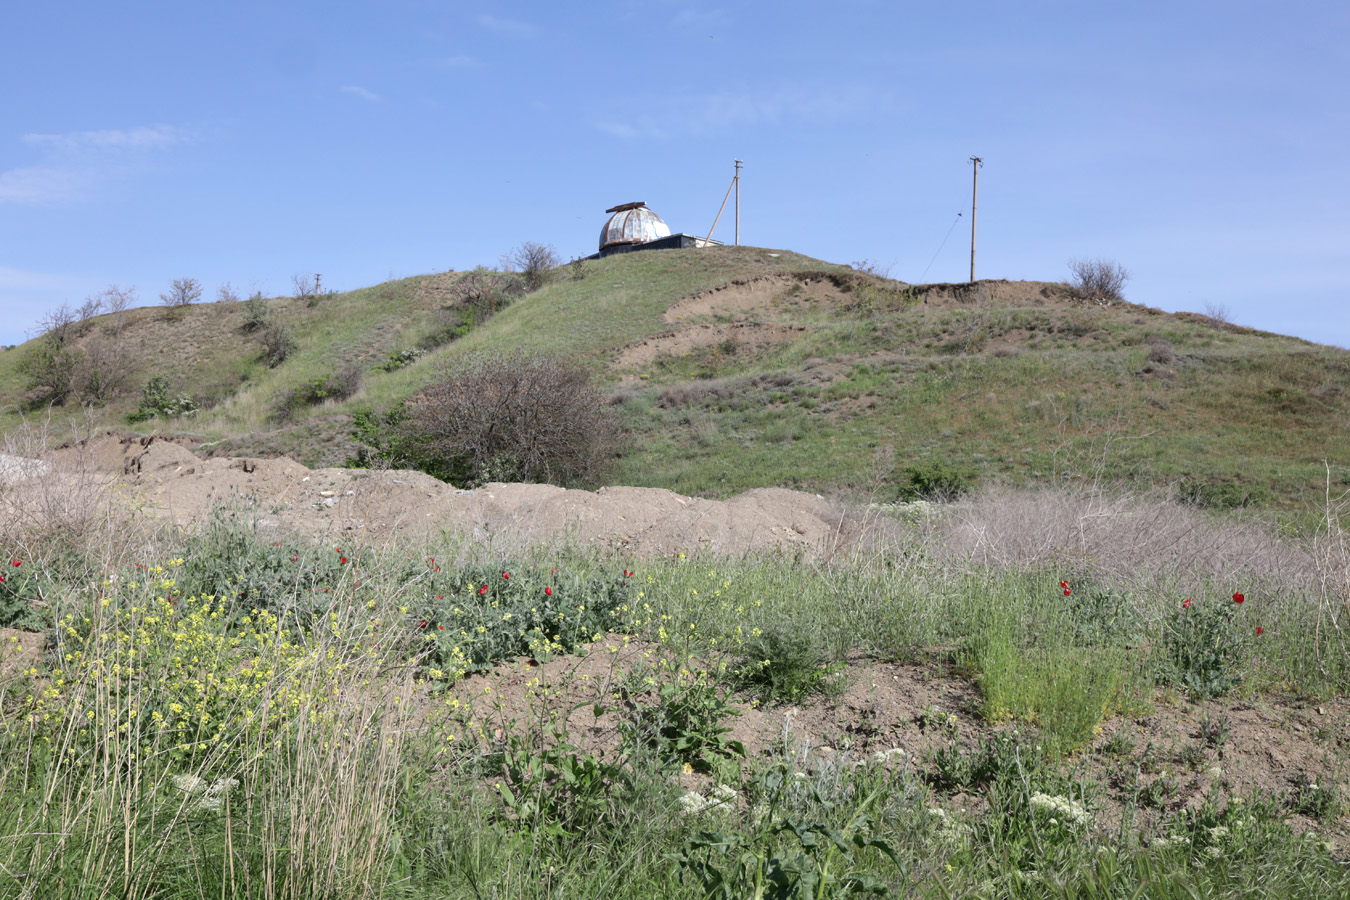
[
  {"left": 3, "top": 247, "right": 1347, "bottom": 511},
  {"left": 2, "top": 481, "right": 1349, "bottom": 898}
]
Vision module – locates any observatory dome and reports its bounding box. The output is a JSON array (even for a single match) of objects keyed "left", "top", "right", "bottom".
[{"left": 599, "top": 202, "right": 671, "bottom": 250}]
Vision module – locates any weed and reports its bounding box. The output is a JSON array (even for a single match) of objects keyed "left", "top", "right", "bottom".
[
  {"left": 494, "top": 728, "right": 634, "bottom": 837},
  {"left": 622, "top": 675, "right": 745, "bottom": 773},
  {"left": 731, "top": 625, "right": 844, "bottom": 706},
  {"left": 1199, "top": 713, "right": 1230, "bottom": 752},
  {"left": 673, "top": 762, "right": 905, "bottom": 899},
  {"left": 896, "top": 460, "right": 974, "bottom": 502},
  {"left": 1158, "top": 593, "right": 1251, "bottom": 699}
]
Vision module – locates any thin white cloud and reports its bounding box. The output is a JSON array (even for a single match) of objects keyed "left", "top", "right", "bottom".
[
  {"left": 0, "top": 166, "right": 88, "bottom": 204},
  {"left": 1, "top": 122, "right": 190, "bottom": 206},
  {"left": 433, "top": 54, "right": 478, "bottom": 68},
  {"left": 672, "top": 7, "right": 728, "bottom": 28},
  {"left": 476, "top": 13, "right": 533, "bottom": 35},
  {"left": 340, "top": 85, "right": 382, "bottom": 102},
  {"left": 22, "top": 124, "right": 187, "bottom": 152}
]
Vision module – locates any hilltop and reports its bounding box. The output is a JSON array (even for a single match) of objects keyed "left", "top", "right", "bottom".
[{"left": 2, "top": 245, "right": 1347, "bottom": 511}]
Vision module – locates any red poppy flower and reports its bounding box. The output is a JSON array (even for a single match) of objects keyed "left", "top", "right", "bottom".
[
  {"left": 336, "top": 548, "right": 343, "bottom": 554},
  {"left": 434, "top": 566, "right": 441, "bottom": 572},
  {"left": 1183, "top": 598, "right": 1192, "bottom": 609},
  {"left": 340, "top": 557, "right": 348, "bottom": 565},
  {"left": 1060, "top": 581, "right": 1068, "bottom": 589},
  {"left": 292, "top": 555, "right": 298, "bottom": 562},
  {"left": 420, "top": 620, "right": 427, "bottom": 629},
  {"left": 624, "top": 569, "right": 633, "bottom": 578},
  {"left": 1063, "top": 587, "right": 1071, "bottom": 596},
  {"left": 438, "top": 624, "right": 444, "bottom": 630},
  {"left": 0, "top": 575, "right": 6, "bottom": 583},
  {"left": 1232, "top": 592, "right": 1245, "bottom": 604},
  {"left": 1255, "top": 626, "right": 1263, "bottom": 635},
  {"left": 545, "top": 587, "right": 553, "bottom": 596},
  {"left": 10, "top": 560, "right": 19, "bottom": 567},
  {"left": 502, "top": 572, "right": 510, "bottom": 580},
  {"left": 479, "top": 585, "right": 488, "bottom": 595}
]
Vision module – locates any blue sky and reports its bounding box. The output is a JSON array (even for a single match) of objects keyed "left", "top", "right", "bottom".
[{"left": 2, "top": 1, "right": 1347, "bottom": 348}]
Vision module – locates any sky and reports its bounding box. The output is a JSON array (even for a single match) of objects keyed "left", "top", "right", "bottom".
[{"left": 2, "top": 0, "right": 1347, "bottom": 349}]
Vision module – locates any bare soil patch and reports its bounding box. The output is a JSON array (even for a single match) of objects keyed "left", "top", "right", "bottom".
[{"left": 447, "top": 643, "right": 1350, "bottom": 849}]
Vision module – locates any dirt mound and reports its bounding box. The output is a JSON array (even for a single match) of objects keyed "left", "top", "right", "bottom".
[
  {"left": 616, "top": 322, "right": 806, "bottom": 370},
  {"left": 14, "top": 435, "right": 855, "bottom": 558},
  {"left": 664, "top": 272, "right": 861, "bottom": 323}
]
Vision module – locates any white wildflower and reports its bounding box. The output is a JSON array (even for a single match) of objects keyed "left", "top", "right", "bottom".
[
  {"left": 871, "top": 747, "right": 906, "bottom": 764},
  {"left": 1029, "top": 792, "right": 1092, "bottom": 827},
  {"left": 171, "top": 774, "right": 206, "bottom": 794}
]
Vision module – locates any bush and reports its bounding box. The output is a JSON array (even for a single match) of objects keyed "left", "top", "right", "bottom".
[
  {"left": 730, "top": 626, "right": 844, "bottom": 705},
  {"left": 502, "top": 242, "right": 560, "bottom": 292},
  {"left": 17, "top": 339, "right": 78, "bottom": 407},
  {"left": 398, "top": 351, "right": 622, "bottom": 487},
  {"left": 896, "top": 460, "right": 974, "bottom": 502},
  {"left": 270, "top": 363, "right": 362, "bottom": 423},
  {"left": 241, "top": 293, "right": 271, "bottom": 332},
  {"left": 1067, "top": 259, "right": 1129, "bottom": 305},
  {"left": 260, "top": 322, "right": 298, "bottom": 367},
  {"left": 127, "top": 374, "right": 198, "bottom": 423},
  {"left": 1178, "top": 478, "right": 1270, "bottom": 510}
]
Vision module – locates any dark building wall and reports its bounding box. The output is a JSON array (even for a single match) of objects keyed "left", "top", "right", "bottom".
[{"left": 593, "top": 233, "right": 718, "bottom": 259}]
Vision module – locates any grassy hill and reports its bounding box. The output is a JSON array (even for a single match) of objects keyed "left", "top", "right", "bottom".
[{"left": 2, "top": 245, "right": 1348, "bottom": 511}]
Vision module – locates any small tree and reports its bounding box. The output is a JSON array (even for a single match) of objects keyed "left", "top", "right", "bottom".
[
  {"left": 292, "top": 273, "right": 317, "bottom": 306},
  {"left": 99, "top": 285, "right": 135, "bottom": 337},
  {"left": 502, "top": 242, "right": 560, "bottom": 292},
  {"left": 397, "top": 351, "right": 621, "bottom": 487},
  {"left": 160, "top": 278, "right": 202, "bottom": 319},
  {"left": 1067, "top": 259, "right": 1129, "bottom": 306}
]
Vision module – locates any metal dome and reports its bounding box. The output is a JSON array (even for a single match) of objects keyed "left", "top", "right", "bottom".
[{"left": 599, "top": 202, "right": 671, "bottom": 250}]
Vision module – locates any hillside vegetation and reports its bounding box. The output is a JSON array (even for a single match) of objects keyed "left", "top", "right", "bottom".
[{"left": 2, "top": 246, "right": 1347, "bottom": 511}]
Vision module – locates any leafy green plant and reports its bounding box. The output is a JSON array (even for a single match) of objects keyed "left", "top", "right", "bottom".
[
  {"left": 1157, "top": 593, "right": 1250, "bottom": 699},
  {"left": 915, "top": 704, "right": 959, "bottom": 738},
  {"left": 417, "top": 563, "right": 633, "bottom": 680},
  {"left": 1179, "top": 478, "right": 1270, "bottom": 510},
  {"left": 895, "top": 461, "right": 973, "bottom": 502},
  {"left": 0, "top": 558, "right": 47, "bottom": 631},
  {"left": 673, "top": 763, "right": 905, "bottom": 899},
  {"left": 731, "top": 626, "right": 844, "bottom": 706},
  {"left": 270, "top": 363, "right": 362, "bottom": 423},
  {"left": 260, "top": 321, "right": 298, "bottom": 367},
  {"left": 494, "top": 730, "right": 634, "bottom": 837},
  {"left": 1287, "top": 773, "right": 1343, "bottom": 822},
  {"left": 622, "top": 675, "right": 745, "bottom": 773},
  {"left": 241, "top": 293, "right": 271, "bottom": 332},
  {"left": 375, "top": 347, "right": 425, "bottom": 372},
  {"left": 127, "top": 374, "right": 198, "bottom": 423},
  {"left": 1062, "top": 584, "right": 1131, "bottom": 648}
]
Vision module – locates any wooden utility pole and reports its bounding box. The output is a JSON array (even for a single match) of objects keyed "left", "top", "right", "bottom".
[
  {"left": 734, "top": 158, "right": 742, "bottom": 246},
  {"left": 969, "top": 156, "right": 982, "bottom": 283}
]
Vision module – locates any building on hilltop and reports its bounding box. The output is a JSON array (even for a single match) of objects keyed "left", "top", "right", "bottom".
[{"left": 590, "top": 202, "right": 721, "bottom": 259}]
